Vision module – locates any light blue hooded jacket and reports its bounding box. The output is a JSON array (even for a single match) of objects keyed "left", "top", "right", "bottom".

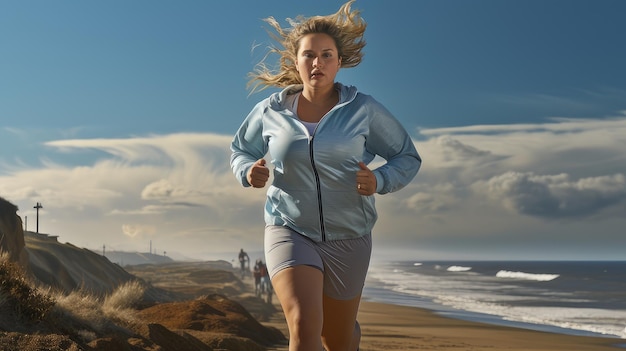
[{"left": 231, "top": 83, "right": 421, "bottom": 242}]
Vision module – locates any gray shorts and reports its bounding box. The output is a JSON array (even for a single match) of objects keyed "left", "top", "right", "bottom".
[{"left": 264, "top": 225, "right": 372, "bottom": 300}]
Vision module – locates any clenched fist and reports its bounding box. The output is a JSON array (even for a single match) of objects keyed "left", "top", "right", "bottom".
[
  {"left": 356, "top": 161, "right": 376, "bottom": 196},
  {"left": 247, "top": 158, "right": 270, "bottom": 188}
]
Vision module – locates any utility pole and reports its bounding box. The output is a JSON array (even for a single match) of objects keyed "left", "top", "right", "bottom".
[{"left": 33, "top": 202, "right": 43, "bottom": 233}]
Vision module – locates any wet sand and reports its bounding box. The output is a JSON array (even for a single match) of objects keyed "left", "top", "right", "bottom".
[{"left": 267, "top": 300, "right": 624, "bottom": 351}]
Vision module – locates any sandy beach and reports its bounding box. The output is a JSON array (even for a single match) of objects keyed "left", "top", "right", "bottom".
[{"left": 266, "top": 300, "right": 624, "bottom": 351}]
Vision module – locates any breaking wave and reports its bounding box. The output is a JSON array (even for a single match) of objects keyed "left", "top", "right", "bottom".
[{"left": 496, "top": 270, "right": 559, "bottom": 281}]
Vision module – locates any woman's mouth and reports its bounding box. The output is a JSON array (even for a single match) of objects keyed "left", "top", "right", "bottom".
[{"left": 311, "top": 70, "right": 324, "bottom": 79}]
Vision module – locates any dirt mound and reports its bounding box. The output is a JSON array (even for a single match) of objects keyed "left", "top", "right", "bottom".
[{"left": 137, "top": 294, "right": 285, "bottom": 347}]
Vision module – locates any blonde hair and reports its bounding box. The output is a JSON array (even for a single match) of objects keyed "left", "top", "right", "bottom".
[{"left": 248, "top": 0, "right": 367, "bottom": 93}]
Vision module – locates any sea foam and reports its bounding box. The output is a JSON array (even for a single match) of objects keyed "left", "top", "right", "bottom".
[
  {"left": 447, "top": 266, "right": 472, "bottom": 272},
  {"left": 366, "top": 261, "right": 626, "bottom": 339},
  {"left": 496, "top": 270, "right": 559, "bottom": 281}
]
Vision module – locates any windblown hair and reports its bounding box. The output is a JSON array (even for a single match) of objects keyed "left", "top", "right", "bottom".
[{"left": 248, "top": 0, "right": 367, "bottom": 93}]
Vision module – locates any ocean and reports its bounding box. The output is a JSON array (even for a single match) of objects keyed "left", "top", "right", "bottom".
[{"left": 363, "top": 260, "right": 626, "bottom": 339}]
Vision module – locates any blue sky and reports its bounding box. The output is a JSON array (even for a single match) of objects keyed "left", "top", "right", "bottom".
[{"left": 1, "top": 1, "right": 625, "bottom": 261}]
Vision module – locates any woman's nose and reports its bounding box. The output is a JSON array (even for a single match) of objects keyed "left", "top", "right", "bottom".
[{"left": 313, "top": 57, "right": 322, "bottom": 68}]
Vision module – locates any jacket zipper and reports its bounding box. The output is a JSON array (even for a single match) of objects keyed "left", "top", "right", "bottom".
[
  {"left": 308, "top": 134, "right": 326, "bottom": 241},
  {"left": 300, "top": 93, "right": 351, "bottom": 242}
]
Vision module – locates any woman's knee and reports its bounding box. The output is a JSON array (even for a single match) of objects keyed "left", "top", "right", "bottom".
[{"left": 283, "top": 309, "right": 323, "bottom": 346}]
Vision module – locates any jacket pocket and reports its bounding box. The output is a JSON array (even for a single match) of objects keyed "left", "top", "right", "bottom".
[{"left": 322, "top": 190, "right": 376, "bottom": 239}]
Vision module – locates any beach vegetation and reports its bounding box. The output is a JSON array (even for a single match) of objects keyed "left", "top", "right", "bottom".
[
  {"left": 51, "top": 281, "right": 144, "bottom": 334},
  {"left": 0, "top": 252, "right": 55, "bottom": 322},
  {"left": 0, "top": 251, "right": 145, "bottom": 342}
]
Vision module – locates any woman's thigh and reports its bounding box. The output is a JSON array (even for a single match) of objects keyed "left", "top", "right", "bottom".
[{"left": 272, "top": 265, "right": 325, "bottom": 343}]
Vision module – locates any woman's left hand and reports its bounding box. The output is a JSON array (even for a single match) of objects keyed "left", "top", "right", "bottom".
[{"left": 356, "top": 161, "right": 376, "bottom": 196}]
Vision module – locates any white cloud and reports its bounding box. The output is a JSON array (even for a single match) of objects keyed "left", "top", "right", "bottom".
[
  {"left": 416, "top": 115, "right": 626, "bottom": 180},
  {"left": 141, "top": 179, "right": 176, "bottom": 199},
  {"left": 387, "top": 116, "right": 626, "bottom": 257},
  {"left": 1, "top": 117, "right": 625, "bottom": 260},
  {"left": 419, "top": 113, "right": 626, "bottom": 138},
  {"left": 1, "top": 132, "right": 265, "bottom": 255}
]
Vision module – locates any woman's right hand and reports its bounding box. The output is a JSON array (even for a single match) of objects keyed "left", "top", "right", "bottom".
[{"left": 247, "top": 158, "right": 270, "bottom": 188}]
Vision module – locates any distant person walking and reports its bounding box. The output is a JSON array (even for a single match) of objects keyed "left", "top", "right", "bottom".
[
  {"left": 254, "top": 259, "right": 272, "bottom": 303},
  {"left": 254, "top": 259, "right": 263, "bottom": 296},
  {"left": 230, "top": 1, "right": 421, "bottom": 350}
]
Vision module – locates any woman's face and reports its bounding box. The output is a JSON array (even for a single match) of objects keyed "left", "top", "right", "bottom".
[{"left": 296, "top": 33, "right": 341, "bottom": 89}]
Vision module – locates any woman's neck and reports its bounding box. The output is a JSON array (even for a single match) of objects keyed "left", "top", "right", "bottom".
[
  {"left": 297, "top": 85, "right": 339, "bottom": 123},
  {"left": 301, "top": 84, "right": 337, "bottom": 105}
]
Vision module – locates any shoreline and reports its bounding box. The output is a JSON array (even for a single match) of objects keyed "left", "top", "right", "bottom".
[
  {"left": 362, "top": 286, "right": 622, "bottom": 340},
  {"left": 356, "top": 300, "right": 624, "bottom": 351},
  {"left": 264, "top": 300, "right": 624, "bottom": 351},
  {"left": 363, "top": 261, "right": 626, "bottom": 341}
]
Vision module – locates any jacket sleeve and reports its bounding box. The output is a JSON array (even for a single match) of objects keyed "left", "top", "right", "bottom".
[
  {"left": 230, "top": 102, "right": 269, "bottom": 187},
  {"left": 365, "top": 97, "right": 422, "bottom": 194}
]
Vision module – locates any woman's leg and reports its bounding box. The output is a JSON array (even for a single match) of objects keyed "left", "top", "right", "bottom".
[
  {"left": 321, "top": 293, "right": 362, "bottom": 351},
  {"left": 272, "top": 265, "right": 324, "bottom": 351}
]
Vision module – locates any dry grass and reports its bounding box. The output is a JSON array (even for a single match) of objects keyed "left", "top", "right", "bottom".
[
  {"left": 1, "top": 251, "right": 146, "bottom": 341},
  {"left": 50, "top": 280, "right": 146, "bottom": 337},
  {"left": 0, "top": 252, "right": 54, "bottom": 322},
  {"left": 1, "top": 250, "right": 286, "bottom": 350}
]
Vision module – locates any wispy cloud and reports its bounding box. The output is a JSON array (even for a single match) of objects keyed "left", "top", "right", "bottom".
[{"left": 420, "top": 112, "right": 626, "bottom": 136}]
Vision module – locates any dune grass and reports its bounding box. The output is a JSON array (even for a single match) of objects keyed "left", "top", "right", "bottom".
[
  {"left": 0, "top": 252, "right": 146, "bottom": 341},
  {"left": 0, "top": 252, "right": 54, "bottom": 322}
]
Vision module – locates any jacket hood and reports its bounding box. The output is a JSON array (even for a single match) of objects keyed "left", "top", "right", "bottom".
[{"left": 268, "top": 83, "right": 358, "bottom": 111}]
